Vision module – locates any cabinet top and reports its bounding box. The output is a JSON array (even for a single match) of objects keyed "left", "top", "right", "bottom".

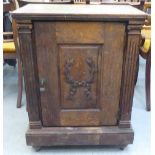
[{"left": 12, "top": 4, "right": 146, "bottom": 21}]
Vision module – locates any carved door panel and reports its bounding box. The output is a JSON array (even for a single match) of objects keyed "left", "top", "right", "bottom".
[{"left": 35, "top": 22, "right": 125, "bottom": 127}]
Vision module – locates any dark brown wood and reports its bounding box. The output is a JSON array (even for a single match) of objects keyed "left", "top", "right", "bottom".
[
  {"left": 3, "top": 0, "right": 23, "bottom": 108},
  {"left": 17, "top": 59, "right": 23, "bottom": 108},
  {"left": 145, "top": 51, "right": 151, "bottom": 111},
  {"left": 35, "top": 22, "right": 124, "bottom": 127},
  {"left": 26, "top": 127, "right": 134, "bottom": 146},
  {"left": 12, "top": 4, "right": 146, "bottom": 149},
  {"left": 119, "top": 23, "right": 142, "bottom": 128},
  {"left": 17, "top": 21, "right": 42, "bottom": 128}
]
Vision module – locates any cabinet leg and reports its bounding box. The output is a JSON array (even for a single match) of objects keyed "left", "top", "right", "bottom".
[
  {"left": 33, "top": 146, "right": 41, "bottom": 152},
  {"left": 119, "top": 145, "right": 127, "bottom": 150}
]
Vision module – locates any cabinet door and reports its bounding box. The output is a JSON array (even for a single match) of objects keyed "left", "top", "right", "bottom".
[{"left": 35, "top": 22, "right": 125, "bottom": 127}]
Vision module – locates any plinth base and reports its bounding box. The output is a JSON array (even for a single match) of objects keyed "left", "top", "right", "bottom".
[{"left": 26, "top": 126, "right": 134, "bottom": 148}]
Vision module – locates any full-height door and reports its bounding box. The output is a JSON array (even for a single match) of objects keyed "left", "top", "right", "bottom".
[{"left": 35, "top": 22, "right": 125, "bottom": 127}]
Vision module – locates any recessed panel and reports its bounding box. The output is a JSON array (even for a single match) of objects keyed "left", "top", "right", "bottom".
[{"left": 59, "top": 45, "right": 101, "bottom": 109}]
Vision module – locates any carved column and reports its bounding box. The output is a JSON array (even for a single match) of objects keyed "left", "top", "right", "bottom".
[
  {"left": 119, "top": 21, "right": 143, "bottom": 128},
  {"left": 17, "top": 20, "right": 41, "bottom": 129}
]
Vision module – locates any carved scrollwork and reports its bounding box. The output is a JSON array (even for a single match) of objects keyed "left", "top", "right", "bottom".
[{"left": 64, "top": 57, "right": 96, "bottom": 100}]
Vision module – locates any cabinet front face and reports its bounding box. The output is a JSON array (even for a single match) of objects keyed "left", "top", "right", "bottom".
[{"left": 34, "top": 22, "right": 125, "bottom": 127}]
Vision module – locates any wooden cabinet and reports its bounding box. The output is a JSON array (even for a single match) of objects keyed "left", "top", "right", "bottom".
[{"left": 12, "top": 4, "right": 146, "bottom": 149}]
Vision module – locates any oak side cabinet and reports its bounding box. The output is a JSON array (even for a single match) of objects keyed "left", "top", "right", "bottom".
[{"left": 12, "top": 4, "right": 146, "bottom": 150}]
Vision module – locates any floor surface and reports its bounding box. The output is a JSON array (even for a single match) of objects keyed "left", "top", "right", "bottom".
[{"left": 3, "top": 57, "right": 151, "bottom": 155}]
